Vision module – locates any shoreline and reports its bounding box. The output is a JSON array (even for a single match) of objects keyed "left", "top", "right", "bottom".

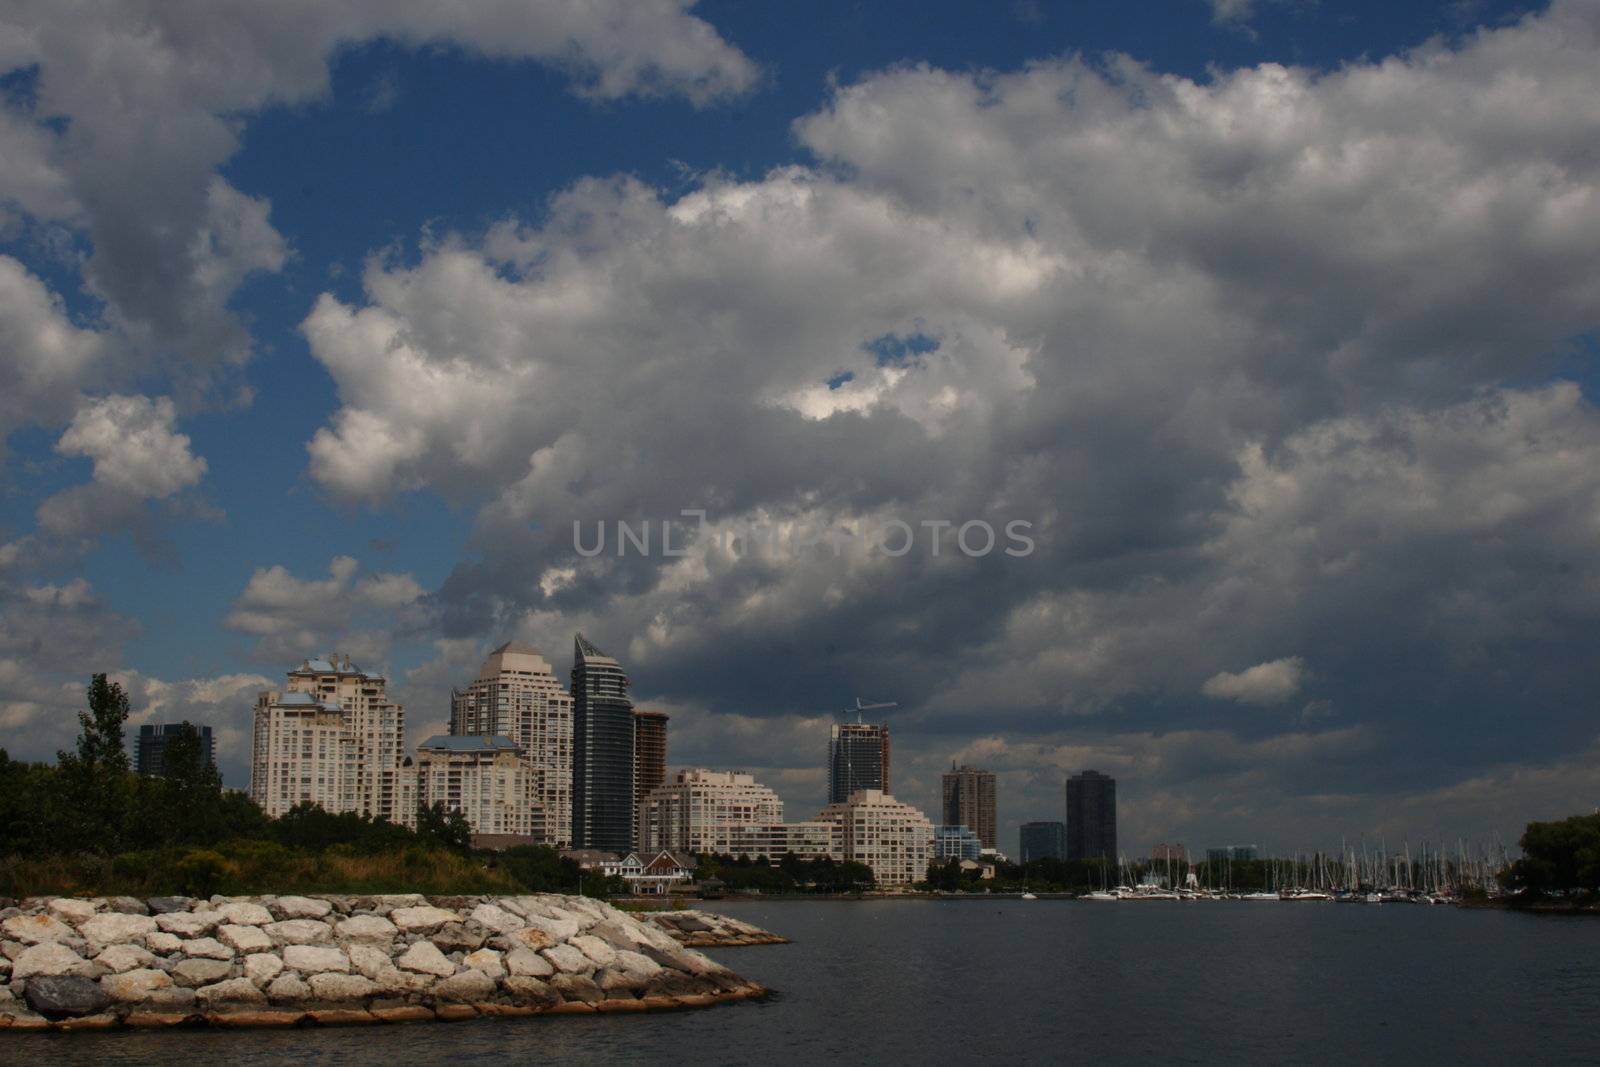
[{"left": 0, "top": 893, "right": 767, "bottom": 1032}]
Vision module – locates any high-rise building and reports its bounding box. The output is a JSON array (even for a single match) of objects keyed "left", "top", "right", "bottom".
[
  {"left": 414, "top": 735, "right": 536, "bottom": 838},
  {"left": 450, "top": 641, "right": 573, "bottom": 846},
  {"left": 941, "top": 763, "right": 997, "bottom": 850},
  {"left": 815, "top": 789, "right": 934, "bottom": 887},
  {"left": 828, "top": 721, "right": 890, "bottom": 804},
  {"left": 1019, "top": 821, "right": 1066, "bottom": 863},
  {"left": 250, "top": 656, "right": 410, "bottom": 824},
  {"left": 135, "top": 722, "right": 215, "bottom": 777},
  {"left": 633, "top": 709, "right": 669, "bottom": 846},
  {"left": 570, "top": 633, "right": 635, "bottom": 851},
  {"left": 932, "top": 824, "right": 983, "bottom": 861},
  {"left": 1065, "top": 770, "right": 1117, "bottom": 861},
  {"left": 638, "top": 769, "right": 785, "bottom": 855},
  {"left": 250, "top": 690, "right": 353, "bottom": 818}
]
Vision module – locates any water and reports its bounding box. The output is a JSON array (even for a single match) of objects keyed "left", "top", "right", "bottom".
[{"left": 14, "top": 900, "right": 1600, "bottom": 1065}]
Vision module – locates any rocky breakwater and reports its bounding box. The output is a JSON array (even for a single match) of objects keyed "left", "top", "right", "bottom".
[
  {"left": 647, "top": 911, "right": 790, "bottom": 947},
  {"left": 0, "top": 893, "right": 765, "bottom": 1031}
]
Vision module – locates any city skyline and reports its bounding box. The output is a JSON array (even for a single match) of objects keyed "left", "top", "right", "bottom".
[{"left": 4, "top": 1, "right": 1600, "bottom": 857}]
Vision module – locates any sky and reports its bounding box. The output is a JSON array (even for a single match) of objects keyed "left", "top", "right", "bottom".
[{"left": 2, "top": 0, "right": 1598, "bottom": 859}]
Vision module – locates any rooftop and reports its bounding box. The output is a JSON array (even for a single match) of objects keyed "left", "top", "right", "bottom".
[{"left": 416, "top": 734, "right": 521, "bottom": 753}]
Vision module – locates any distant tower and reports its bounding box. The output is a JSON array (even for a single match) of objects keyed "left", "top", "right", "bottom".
[
  {"left": 633, "top": 709, "right": 669, "bottom": 847},
  {"left": 450, "top": 641, "right": 574, "bottom": 846},
  {"left": 1065, "top": 770, "right": 1117, "bottom": 861},
  {"left": 941, "top": 763, "right": 998, "bottom": 850},
  {"left": 136, "top": 722, "right": 215, "bottom": 777},
  {"left": 570, "top": 634, "right": 635, "bottom": 851},
  {"left": 1019, "top": 821, "right": 1065, "bottom": 863},
  {"left": 828, "top": 721, "right": 891, "bottom": 805}
]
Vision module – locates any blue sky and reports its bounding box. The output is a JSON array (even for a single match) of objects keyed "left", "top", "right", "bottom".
[{"left": 3, "top": 0, "right": 1596, "bottom": 855}]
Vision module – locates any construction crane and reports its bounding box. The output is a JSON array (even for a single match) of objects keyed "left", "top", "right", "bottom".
[{"left": 847, "top": 697, "right": 897, "bottom": 724}]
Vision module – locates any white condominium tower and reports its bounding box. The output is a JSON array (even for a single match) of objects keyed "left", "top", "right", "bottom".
[
  {"left": 816, "top": 789, "right": 934, "bottom": 887},
  {"left": 639, "top": 769, "right": 785, "bottom": 855},
  {"left": 450, "top": 641, "right": 574, "bottom": 846},
  {"left": 250, "top": 654, "right": 409, "bottom": 823}
]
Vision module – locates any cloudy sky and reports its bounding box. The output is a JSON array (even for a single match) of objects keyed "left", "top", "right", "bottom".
[{"left": 3, "top": 0, "right": 1598, "bottom": 858}]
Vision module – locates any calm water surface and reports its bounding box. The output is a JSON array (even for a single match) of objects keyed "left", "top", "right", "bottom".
[{"left": 14, "top": 900, "right": 1600, "bottom": 1066}]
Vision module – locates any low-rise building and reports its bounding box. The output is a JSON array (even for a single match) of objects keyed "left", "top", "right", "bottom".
[
  {"left": 639, "top": 769, "right": 784, "bottom": 855},
  {"left": 815, "top": 789, "right": 934, "bottom": 887},
  {"left": 414, "top": 735, "right": 537, "bottom": 837},
  {"left": 932, "top": 824, "right": 983, "bottom": 862},
  {"left": 726, "top": 821, "right": 843, "bottom": 864}
]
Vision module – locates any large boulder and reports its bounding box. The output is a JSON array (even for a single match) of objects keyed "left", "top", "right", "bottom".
[
  {"left": 101, "top": 968, "right": 176, "bottom": 1003},
  {"left": 79, "top": 912, "right": 158, "bottom": 950},
  {"left": 144, "top": 897, "right": 194, "bottom": 915},
  {"left": 462, "top": 948, "right": 505, "bottom": 979},
  {"left": 308, "top": 973, "right": 377, "bottom": 1001},
  {"left": 2, "top": 913, "right": 75, "bottom": 945},
  {"left": 468, "top": 904, "right": 522, "bottom": 935},
  {"left": 505, "top": 947, "right": 554, "bottom": 977},
  {"left": 13, "top": 941, "right": 90, "bottom": 979},
  {"left": 270, "top": 896, "right": 333, "bottom": 920},
  {"left": 395, "top": 941, "right": 455, "bottom": 977},
  {"left": 180, "top": 937, "right": 233, "bottom": 960},
  {"left": 214, "top": 902, "right": 273, "bottom": 927},
  {"left": 264, "top": 919, "right": 332, "bottom": 946},
  {"left": 196, "top": 977, "right": 268, "bottom": 1008},
  {"left": 154, "top": 911, "right": 218, "bottom": 939},
  {"left": 243, "top": 952, "right": 284, "bottom": 987},
  {"left": 94, "top": 944, "right": 156, "bottom": 974},
  {"left": 46, "top": 899, "right": 98, "bottom": 925},
  {"left": 171, "top": 958, "right": 234, "bottom": 987},
  {"left": 218, "top": 924, "right": 274, "bottom": 954},
  {"left": 281, "top": 945, "right": 348, "bottom": 974},
  {"left": 388, "top": 905, "right": 458, "bottom": 933},
  {"left": 433, "top": 969, "right": 496, "bottom": 1002},
  {"left": 334, "top": 914, "right": 396, "bottom": 944},
  {"left": 23, "top": 975, "right": 112, "bottom": 1018},
  {"left": 503, "top": 975, "right": 560, "bottom": 1008},
  {"left": 541, "top": 943, "right": 592, "bottom": 974}
]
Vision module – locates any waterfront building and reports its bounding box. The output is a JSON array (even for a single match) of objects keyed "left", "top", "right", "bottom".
[
  {"left": 413, "top": 735, "right": 536, "bottom": 837},
  {"left": 1065, "top": 770, "right": 1117, "bottom": 861},
  {"left": 633, "top": 709, "right": 669, "bottom": 846},
  {"left": 639, "top": 769, "right": 785, "bottom": 855},
  {"left": 250, "top": 690, "right": 349, "bottom": 818},
  {"left": 450, "top": 641, "right": 574, "bottom": 846},
  {"left": 815, "top": 789, "right": 934, "bottom": 887},
  {"left": 828, "top": 720, "right": 891, "bottom": 804},
  {"left": 571, "top": 634, "right": 636, "bottom": 851},
  {"left": 594, "top": 851, "right": 697, "bottom": 895},
  {"left": 941, "top": 763, "right": 998, "bottom": 850},
  {"left": 727, "top": 820, "right": 843, "bottom": 864},
  {"left": 1019, "top": 820, "right": 1065, "bottom": 863},
  {"left": 135, "top": 722, "right": 215, "bottom": 777},
  {"left": 933, "top": 824, "right": 983, "bottom": 862},
  {"left": 275, "top": 655, "right": 409, "bottom": 822}
]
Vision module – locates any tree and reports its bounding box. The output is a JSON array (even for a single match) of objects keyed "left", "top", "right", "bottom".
[
  {"left": 53, "top": 674, "right": 134, "bottom": 852},
  {"left": 160, "top": 721, "right": 220, "bottom": 789},
  {"left": 416, "top": 801, "right": 473, "bottom": 853},
  {"left": 61, "top": 674, "right": 131, "bottom": 775}
]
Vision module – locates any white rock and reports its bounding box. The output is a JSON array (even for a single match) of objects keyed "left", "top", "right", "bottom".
[
  {"left": 264, "top": 919, "right": 331, "bottom": 945},
  {"left": 1, "top": 913, "right": 75, "bottom": 944},
  {"left": 181, "top": 937, "right": 234, "bottom": 960},
  {"left": 101, "top": 967, "right": 176, "bottom": 1002},
  {"left": 80, "top": 911, "right": 158, "bottom": 949},
  {"left": 243, "top": 952, "right": 284, "bottom": 986},
  {"left": 346, "top": 944, "right": 391, "bottom": 980},
  {"left": 433, "top": 968, "right": 496, "bottom": 1002},
  {"left": 394, "top": 940, "right": 455, "bottom": 977},
  {"left": 468, "top": 904, "right": 523, "bottom": 934},
  {"left": 94, "top": 943, "right": 155, "bottom": 974},
  {"left": 272, "top": 896, "right": 333, "bottom": 919},
  {"left": 155, "top": 911, "right": 218, "bottom": 938},
  {"left": 46, "top": 898, "right": 98, "bottom": 925},
  {"left": 335, "top": 914, "right": 397, "bottom": 943},
  {"left": 519, "top": 912, "right": 581, "bottom": 943},
  {"left": 145, "top": 931, "right": 183, "bottom": 955},
  {"left": 505, "top": 947, "right": 554, "bottom": 977},
  {"left": 611, "top": 949, "right": 664, "bottom": 979},
  {"left": 197, "top": 976, "right": 267, "bottom": 1005},
  {"left": 462, "top": 948, "right": 505, "bottom": 978},
  {"left": 218, "top": 924, "right": 274, "bottom": 954},
  {"left": 266, "top": 973, "right": 311, "bottom": 1000},
  {"left": 389, "top": 905, "right": 459, "bottom": 932},
  {"left": 282, "top": 944, "right": 349, "bottom": 974},
  {"left": 13, "top": 941, "right": 89, "bottom": 979},
  {"left": 571, "top": 934, "right": 617, "bottom": 968},
  {"left": 371, "top": 966, "right": 435, "bottom": 994},
  {"left": 172, "top": 957, "right": 234, "bottom": 986},
  {"left": 308, "top": 972, "right": 378, "bottom": 1000},
  {"left": 215, "top": 902, "right": 273, "bottom": 926},
  {"left": 540, "top": 943, "right": 592, "bottom": 974}
]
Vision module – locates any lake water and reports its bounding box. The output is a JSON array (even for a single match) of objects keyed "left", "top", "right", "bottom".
[{"left": 14, "top": 899, "right": 1600, "bottom": 1065}]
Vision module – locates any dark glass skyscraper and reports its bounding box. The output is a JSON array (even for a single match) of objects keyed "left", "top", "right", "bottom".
[
  {"left": 1019, "top": 820, "right": 1065, "bottom": 863},
  {"left": 571, "top": 633, "right": 635, "bottom": 851},
  {"left": 1065, "top": 770, "right": 1117, "bottom": 861},
  {"left": 136, "top": 722, "right": 215, "bottom": 777},
  {"left": 828, "top": 721, "right": 890, "bottom": 804}
]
